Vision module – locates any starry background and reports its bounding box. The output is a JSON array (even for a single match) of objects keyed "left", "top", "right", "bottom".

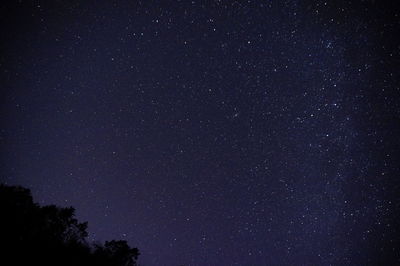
[{"left": 1, "top": 0, "right": 399, "bottom": 265}]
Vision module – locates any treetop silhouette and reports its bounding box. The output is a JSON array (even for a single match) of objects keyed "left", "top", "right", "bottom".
[{"left": 0, "top": 184, "right": 139, "bottom": 266}]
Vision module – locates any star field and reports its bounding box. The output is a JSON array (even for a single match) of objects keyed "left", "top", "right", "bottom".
[{"left": 1, "top": 1, "right": 399, "bottom": 265}]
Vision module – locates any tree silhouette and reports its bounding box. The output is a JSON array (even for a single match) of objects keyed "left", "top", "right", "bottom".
[{"left": 0, "top": 184, "right": 139, "bottom": 266}]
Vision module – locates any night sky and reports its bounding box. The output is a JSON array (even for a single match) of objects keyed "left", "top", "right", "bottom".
[{"left": 1, "top": 1, "right": 400, "bottom": 265}]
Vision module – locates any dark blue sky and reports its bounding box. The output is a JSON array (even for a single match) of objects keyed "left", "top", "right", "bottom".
[{"left": 1, "top": 1, "right": 399, "bottom": 265}]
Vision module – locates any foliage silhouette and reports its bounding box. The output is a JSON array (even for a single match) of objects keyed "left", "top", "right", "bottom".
[{"left": 0, "top": 184, "right": 139, "bottom": 266}]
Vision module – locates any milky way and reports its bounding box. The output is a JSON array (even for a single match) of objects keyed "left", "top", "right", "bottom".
[{"left": 1, "top": 1, "right": 399, "bottom": 265}]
